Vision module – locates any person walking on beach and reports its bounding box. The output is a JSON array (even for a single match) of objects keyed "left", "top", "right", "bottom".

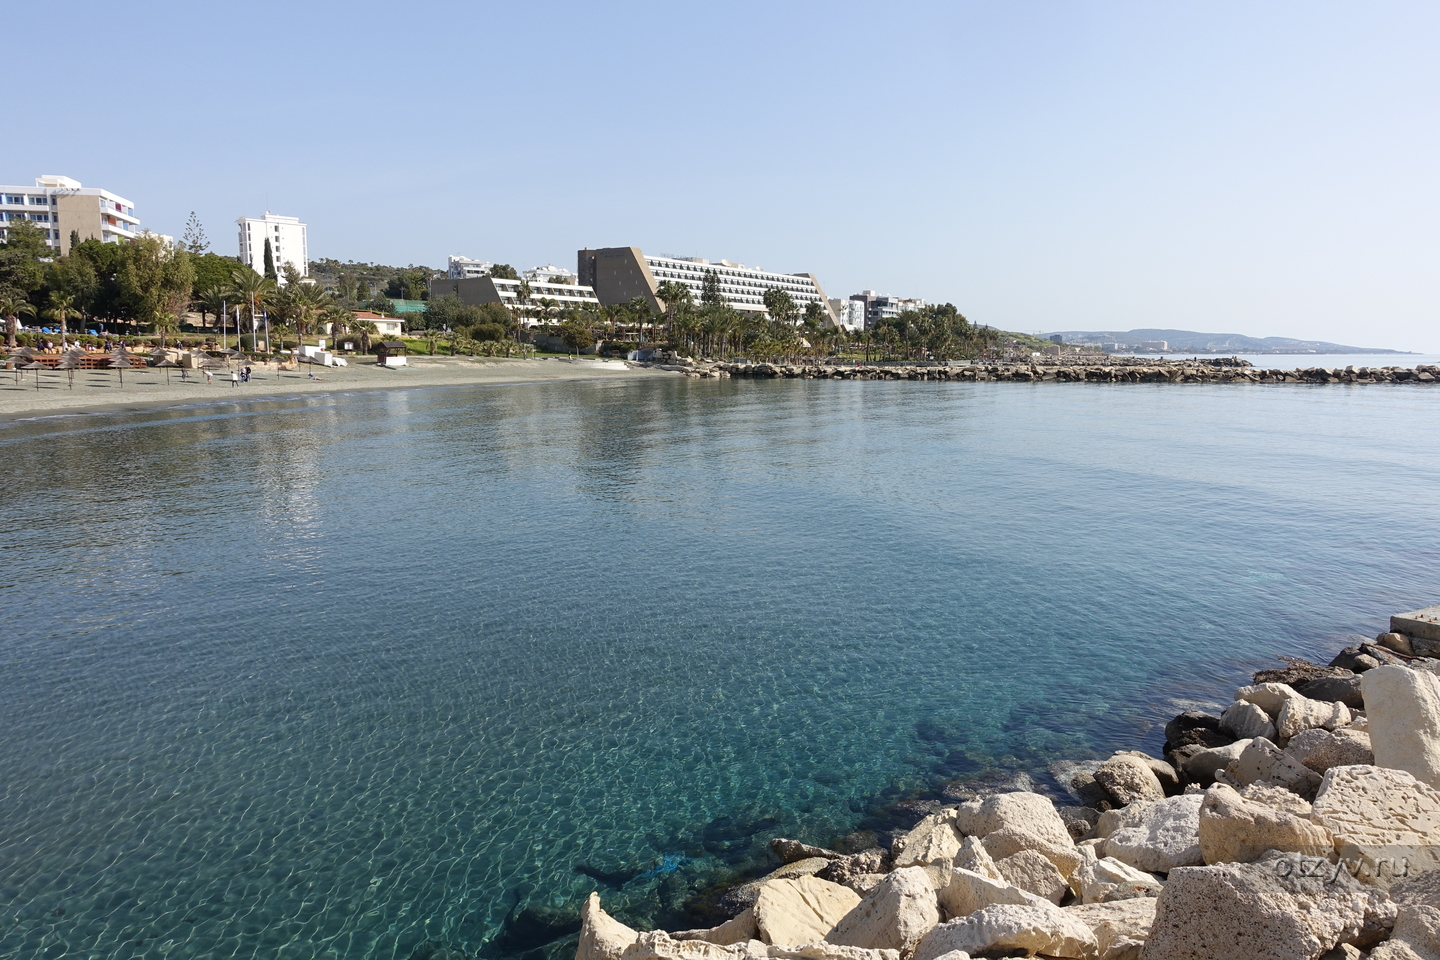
[
  {"left": 204, "top": 368, "right": 213, "bottom": 384},
  {"left": 231, "top": 369, "right": 239, "bottom": 387}
]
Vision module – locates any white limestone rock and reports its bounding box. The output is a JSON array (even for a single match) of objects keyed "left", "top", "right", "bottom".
[
  {"left": 827, "top": 867, "right": 939, "bottom": 953},
  {"left": 621, "top": 934, "right": 902, "bottom": 960},
  {"left": 1287, "top": 727, "right": 1375, "bottom": 775},
  {"left": 910, "top": 904, "right": 1097, "bottom": 960},
  {"left": 996, "top": 849, "right": 1069, "bottom": 904},
  {"left": 1182, "top": 739, "right": 1252, "bottom": 786},
  {"left": 672, "top": 909, "right": 758, "bottom": 946},
  {"left": 1310, "top": 764, "right": 1440, "bottom": 890},
  {"left": 1369, "top": 904, "right": 1440, "bottom": 960},
  {"left": 951, "top": 792, "right": 1082, "bottom": 880},
  {"left": 764, "top": 944, "right": 902, "bottom": 960},
  {"left": 1237, "top": 682, "right": 1307, "bottom": 718},
  {"left": 951, "top": 836, "right": 1002, "bottom": 881},
  {"left": 1362, "top": 665, "right": 1440, "bottom": 789},
  {"left": 579, "top": 892, "right": 640, "bottom": 960},
  {"left": 936, "top": 866, "right": 1047, "bottom": 920},
  {"left": 752, "top": 876, "right": 861, "bottom": 946},
  {"left": 1225, "top": 736, "right": 1323, "bottom": 798},
  {"left": 1101, "top": 794, "right": 1204, "bottom": 873},
  {"left": 1094, "top": 754, "right": 1166, "bottom": 805},
  {"left": 1198, "top": 783, "right": 1334, "bottom": 865},
  {"left": 1276, "top": 697, "right": 1353, "bottom": 746},
  {"left": 1222, "top": 700, "right": 1278, "bottom": 742},
  {"left": 1144, "top": 853, "right": 1396, "bottom": 960},
  {"left": 1072, "top": 850, "right": 1165, "bottom": 903},
  {"left": 892, "top": 813, "right": 963, "bottom": 869},
  {"left": 1240, "top": 781, "right": 1314, "bottom": 817},
  {"left": 1063, "top": 897, "right": 1157, "bottom": 960}
]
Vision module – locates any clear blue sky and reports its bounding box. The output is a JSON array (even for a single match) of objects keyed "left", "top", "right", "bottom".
[{"left": 5, "top": 1, "right": 1437, "bottom": 350}]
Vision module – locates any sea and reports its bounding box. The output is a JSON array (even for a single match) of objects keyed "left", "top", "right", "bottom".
[{"left": 2, "top": 376, "right": 1438, "bottom": 960}]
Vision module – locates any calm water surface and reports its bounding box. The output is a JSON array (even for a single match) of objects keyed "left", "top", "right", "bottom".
[{"left": 2, "top": 378, "right": 1438, "bottom": 960}]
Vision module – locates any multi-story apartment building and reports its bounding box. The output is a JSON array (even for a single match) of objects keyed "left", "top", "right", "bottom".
[
  {"left": 828, "top": 299, "right": 867, "bottom": 331},
  {"left": 428, "top": 272, "right": 601, "bottom": 323},
  {"left": 849, "top": 290, "right": 929, "bottom": 329},
  {"left": 0, "top": 175, "right": 139, "bottom": 253},
  {"left": 237, "top": 212, "right": 308, "bottom": 282},
  {"left": 448, "top": 255, "right": 493, "bottom": 279},
  {"left": 523, "top": 264, "right": 577, "bottom": 284},
  {"left": 577, "top": 247, "right": 837, "bottom": 324}
]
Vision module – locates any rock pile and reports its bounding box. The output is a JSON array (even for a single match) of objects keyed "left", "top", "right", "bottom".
[
  {"left": 577, "top": 614, "right": 1440, "bottom": 959},
  {"left": 710, "top": 362, "right": 1440, "bottom": 385}
]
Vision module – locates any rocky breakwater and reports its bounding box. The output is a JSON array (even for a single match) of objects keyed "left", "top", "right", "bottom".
[
  {"left": 711, "top": 361, "right": 1440, "bottom": 385},
  {"left": 578, "top": 606, "right": 1440, "bottom": 959}
]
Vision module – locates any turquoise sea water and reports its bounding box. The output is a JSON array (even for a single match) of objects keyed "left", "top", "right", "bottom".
[{"left": 2, "top": 379, "right": 1438, "bottom": 960}]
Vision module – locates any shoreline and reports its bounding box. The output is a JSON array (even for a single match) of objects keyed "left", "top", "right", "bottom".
[
  {"left": 708, "top": 359, "right": 1440, "bottom": 384},
  {"left": 568, "top": 604, "right": 1440, "bottom": 960},
  {"left": 0, "top": 356, "right": 682, "bottom": 422}
]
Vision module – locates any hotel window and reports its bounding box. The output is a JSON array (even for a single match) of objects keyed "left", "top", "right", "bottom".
[{"left": 30, "top": 196, "right": 48, "bottom": 204}]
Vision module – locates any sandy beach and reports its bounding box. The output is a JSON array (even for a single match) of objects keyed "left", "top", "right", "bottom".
[{"left": 0, "top": 356, "right": 683, "bottom": 420}]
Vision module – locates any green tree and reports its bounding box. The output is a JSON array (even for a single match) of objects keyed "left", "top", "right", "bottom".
[
  {"left": 701, "top": 269, "right": 723, "bottom": 306},
  {"left": 120, "top": 234, "right": 194, "bottom": 343},
  {"left": 0, "top": 218, "right": 51, "bottom": 299},
  {"left": 263, "top": 238, "right": 276, "bottom": 279},
  {"left": 804, "top": 299, "right": 827, "bottom": 328},
  {"left": 49, "top": 252, "right": 99, "bottom": 327},
  {"left": 558, "top": 319, "right": 595, "bottom": 355},
  {"left": 182, "top": 212, "right": 209, "bottom": 254},
  {"left": 0, "top": 293, "right": 35, "bottom": 348},
  {"left": 67, "top": 239, "right": 129, "bottom": 324},
  {"left": 227, "top": 267, "right": 277, "bottom": 336},
  {"left": 191, "top": 252, "right": 240, "bottom": 298},
  {"left": 656, "top": 280, "right": 692, "bottom": 336},
  {"left": 763, "top": 287, "right": 797, "bottom": 327},
  {"left": 68, "top": 229, "right": 80, "bottom": 251},
  {"left": 514, "top": 280, "right": 533, "bottom": 333},
  {"left": 489, "top": 263, "right": 519, "bottom": 280}
]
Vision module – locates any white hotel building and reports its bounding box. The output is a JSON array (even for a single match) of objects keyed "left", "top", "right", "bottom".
[
  {"left": 0, "top": 175, "right": 139, "bottom": 253},
  {"left": 577, "top": 247, "right": 837, "bottom": 324},
  {"left": 238, "top": 212, "right": 308, "bottom": 281}
]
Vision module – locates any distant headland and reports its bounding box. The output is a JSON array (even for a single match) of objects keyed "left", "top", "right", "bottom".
[{"left": 1038, "top": 328, "right": 1411, "bottom": 355}]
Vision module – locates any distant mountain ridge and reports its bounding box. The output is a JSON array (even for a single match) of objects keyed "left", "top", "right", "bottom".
[{"left": 1040, "top": 328, "right": 1409, "bottom": 354}]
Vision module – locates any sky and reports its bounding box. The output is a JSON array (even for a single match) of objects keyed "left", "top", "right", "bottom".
[{"left": 4, "top": 1, "right": 1437, "bottom": 350}]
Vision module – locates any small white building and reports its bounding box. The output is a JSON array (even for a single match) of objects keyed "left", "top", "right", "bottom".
[
  {"left": 828, "top": 298, "right": 867, "bottom": 331},
  {"left": 238, "top": 212, "right": 308, "bottom": 282},
  {"left": 448, "top": 255, "right": 493, "bottom": 279},
  {"left": 523, "top": 264, "right": 578, "bottom": 284}
]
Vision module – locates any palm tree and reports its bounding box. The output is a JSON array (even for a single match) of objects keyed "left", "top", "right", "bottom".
[
  {"left": 195, "top": 284, "right": 228, "bottom": 333},
  {"left": 352, "top": 319, "right": 378, "bottom": 355},
  {"left": 655, "top": 281, "right": 691, "bottom": 338},
  {"left": 227, "top": 268, "right": 277, "bottom": 338},
  {"left": 626, "top": 295, "right": 652, "bottom": 342},
  {"left": 152, "top": 309, "right": 180, "bottom": 348},
  {"left": 45, "top": 292, "right": 77, "bottom": 347},
  {"left": 514, "top": 280, "right": 532, "bottom": 338},
  {"left": 0, "top": 294, "right": 35, "bottom": 349}
]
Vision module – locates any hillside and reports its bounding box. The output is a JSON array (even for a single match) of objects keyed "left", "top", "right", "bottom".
[{"left": 1041, "top": 328, "right": 1409, "bottom": 354}]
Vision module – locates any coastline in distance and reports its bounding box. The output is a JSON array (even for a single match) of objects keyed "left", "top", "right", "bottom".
[{"left": 1039, "top": 328, "right": 1410, "bottom": 354}]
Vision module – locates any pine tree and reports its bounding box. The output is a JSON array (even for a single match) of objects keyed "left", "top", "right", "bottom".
[
  {"left": 263, "top": 238, "right": 276, "bottom": 279},
  {"left": 68, "top": 229, "right": 80, "bottom": 252},
  {"left": 701, "top": 269, "right": 723, "bottom": 306},
  {"left": 182, "top": 212, "right": 209, "bottom": 254}
]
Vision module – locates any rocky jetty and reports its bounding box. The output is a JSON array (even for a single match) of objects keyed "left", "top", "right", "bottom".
[
  {"left": 704, "top": 361, "right": 1440, "bottom": 385},
  {"left": 579, "top": 608, "right": 1440, "bottom": 959}
]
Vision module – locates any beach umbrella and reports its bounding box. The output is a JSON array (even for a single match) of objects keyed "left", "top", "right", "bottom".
[
  {"left": 106, "top": 355, "right": 132, "bottom": 386},
  {"left": 56, "top": 353, "right": 81, "bottom": 389},
  {"left": 19, "top": 360, "right": 46, "bottom": 390},
  {"left": 154, "top": 358, "right": 179, "bottom": 384},
  {"left": 6, "top": 347, "right": 35, "bottom": 383}
]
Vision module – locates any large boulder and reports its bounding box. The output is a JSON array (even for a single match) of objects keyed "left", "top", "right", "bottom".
[
  {"left": 1112, "top": 751, "right": 1181, "bottom": 795},
  {"left": 578, "top": 892, "right": 639, "bottom": 960},
  {"left": 828, "top": 867, "right": 939, "bottom": 953},
  {"left": 1062, "top": 898, "right": 1156, "bottom": 960},
  {"left": 1182, "top": 739, "right": 1252, "bottom": 786},
  {"left": 936, "top": 867, "right": 1047, "bottom": 920},
  {"left": 1310, "top": 765, "right": 1440, "bottom": 889},
  {"left": 1276, "top": 697, "right": 1353, "bottom": 746},
  {"left": 1286, "top": 727, "right": 1374, "bottom": 775},
  {"left": 1101, "top": 794, "right": 1204, "bottom": 873},
  {"left": 1237, "top": 682, "right": 1307, "bottom": 718},
  {"left": 1221, "top": 701, "right": 1278, "bottom": 742},
  {"left": 815, "top": 850, "right": 891, "bottom": 889},
  {"left": 1362, "top": 665, "right": 1440, "bottom": 788},
  {"left": 1198, "top": 783, "right": 1334, "bottom": 865},
  {"left": 771, "top": 839, "right": 843, "bottom": 864},
  {"left": 752, "top": 876, "right": 861, "bottom": 946},
  {"left": 996, "top": 849, "right": 1069, "bottom": 904},
  {"left": 1093, "top": 754, "right": 1165, "bottom": 806},
  {"left": 910, "top": 904, "right": 1097, "bottom": 960},
  {"left": 1363, "top": 904, "right": 1440, "bottom": 960},
  {"left": 892, "top": 813, "right": 963, "bottom": 868},
  {"left": 1224, "top": 737, "right": 1323, "bottom": 798},
  {"left": 950, "top": 836, "right": 1002, "bottom": 881},
  {"left": 671, "top": 909, "right": 758, "bottom": 946},
  {"left": 1301, "top": 675, "right": 1364, "bottom": 710},
  {"left": 1072, "top": 850, "right": 1165, "bottom": 903},
  {"left": 1240, "top": 781, "right": 1314, "bottom": 817},
  {"left": 622, "top": 933, "right": 901, "bottom": 960},
  {"left": 951, "top": 792, "right": 1081, "bottom": 879},
  {"left": 1144, "top": 854, "right": 1396, "bottom": 960}
]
